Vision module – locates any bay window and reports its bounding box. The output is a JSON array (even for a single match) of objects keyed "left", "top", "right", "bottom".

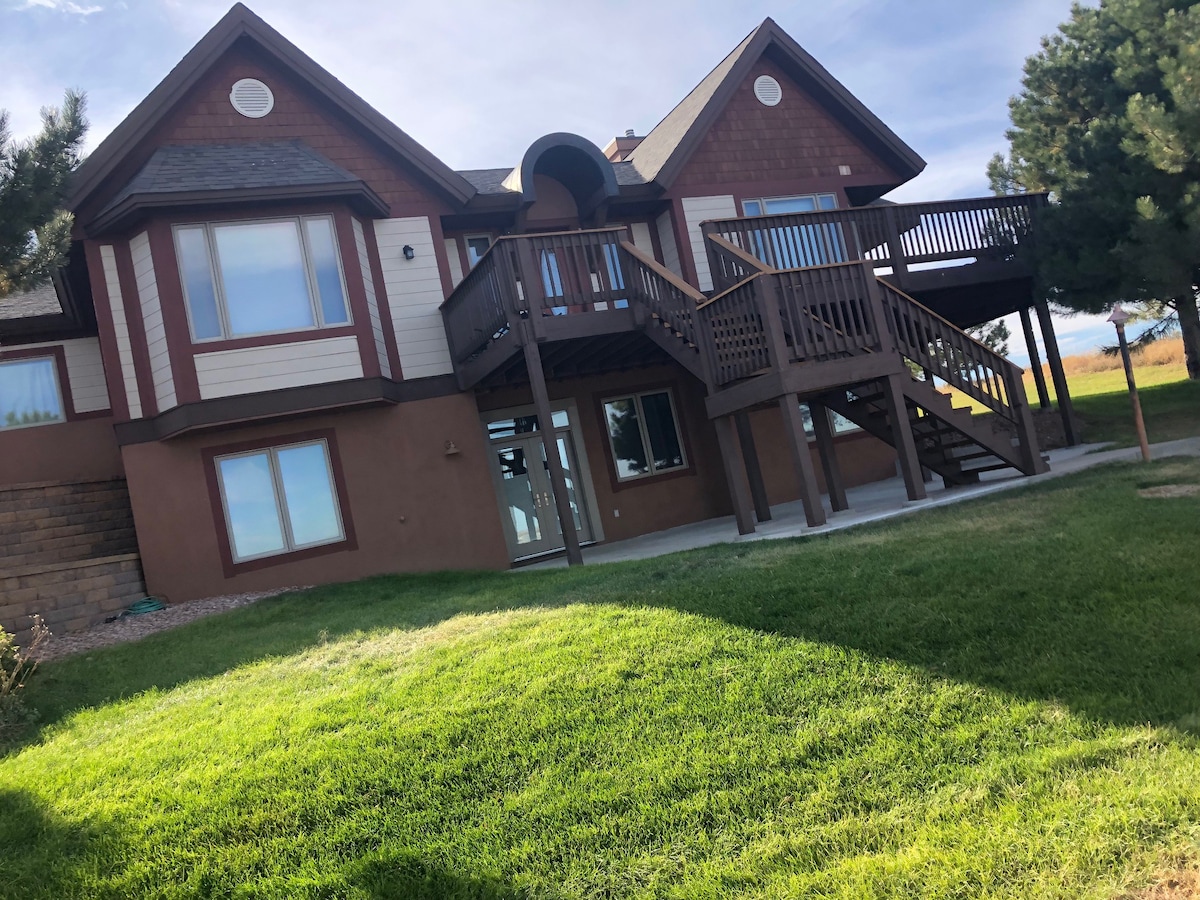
[
  {"left": 602, "top": 389, "right": 686, "bottom": 480},
  {"left": 0, "top": 356, "right": 65, "bottom": 430},
  {"left": 175, "top": 215, "right": 350, "bottom": 341},
  {"left": 214, "top": 438, "right": 345, "bottom": 563}
]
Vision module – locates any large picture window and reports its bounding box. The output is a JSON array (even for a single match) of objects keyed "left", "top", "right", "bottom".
[
  {"left": 602, "top": 389, "right": 686, "bottom": 481},
  {"left": 214, "top": 439, "right": 345, "bottom": 563},
  {"left": 0, "top": 356, "right": 65, "bottom": 430},
  {"left": 175, "top": 215, "right": 351, "bottom": 342}
]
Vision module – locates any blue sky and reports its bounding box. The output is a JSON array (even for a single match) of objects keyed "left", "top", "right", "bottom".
[{"left": 2, "top": 0, "right": 1112, "bottom": 363}]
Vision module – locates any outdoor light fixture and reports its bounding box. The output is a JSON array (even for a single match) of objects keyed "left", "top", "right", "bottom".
[
  {"left": 444, "top": 440, "right": 461, "bottom": 457},
  {"left": 1107, "top": 304, "right": 1151, "bottom": 462},
  {"left": 402, "top": 245, "right": 415, "bottom": 260}
]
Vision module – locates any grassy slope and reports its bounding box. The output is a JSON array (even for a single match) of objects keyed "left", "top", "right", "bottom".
[{"left": 4, "top": 460, "right": 1200, "bottom": 899}]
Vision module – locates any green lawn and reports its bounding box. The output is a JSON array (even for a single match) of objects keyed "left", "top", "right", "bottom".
[
  {"left": 946, "top": 363, "right": 1198, "bottom": 449},
  {"left": 4, "top": 460, "right": 1200, "bottom": 898}
]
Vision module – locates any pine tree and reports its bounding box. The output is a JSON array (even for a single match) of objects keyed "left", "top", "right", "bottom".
[
  {"left": 0, "top": 90, "right": 88, "bottom": 297},
  {"left": 990, "top": 0, "right": 1200, "bottom": 379}
]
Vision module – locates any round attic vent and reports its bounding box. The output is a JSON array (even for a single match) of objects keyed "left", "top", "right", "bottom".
[
  {"left": 753, "top": 75, "right": 783, "bottom": 107},
  {"left": 229, "top": 78, "right": 275, "bottom": 118}
]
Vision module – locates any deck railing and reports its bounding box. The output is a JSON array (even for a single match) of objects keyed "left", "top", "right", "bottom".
[
  {"left": 440, "top": 227, "right": 705, "bottom": 368},
  {"left": 702, "top": 193, "right": 1049, "bottom": 292},
  {"left": 696, "top": 261, "right": 888, "bottom": 386}
]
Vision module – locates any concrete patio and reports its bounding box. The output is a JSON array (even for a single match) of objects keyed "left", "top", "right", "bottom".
[{"left": 528, "top": 437, "right": 1200, "bottom": 569}]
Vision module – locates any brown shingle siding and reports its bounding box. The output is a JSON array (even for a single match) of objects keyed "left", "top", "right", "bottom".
[{"left": 674, "top": 58, "right": 899, "bottom": 190}]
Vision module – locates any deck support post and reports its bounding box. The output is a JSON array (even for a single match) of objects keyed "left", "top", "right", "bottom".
[
  {"left": 735, "top": 411, "right": 771, "bottom": 522},
  {"left": 810, "top": 402, "right": 848, "bottom": 512},
  {"left": 1035, "top": 300, "right": 1080, "bottom": 445},
  {"left": 513, "top": 236, "right": 584, "bottom": 567},
  {"left": 779, "top": 394, "right": 827, "bottom": 527},
  {"left": 714, "top": 414, "right": 757, "bottom": 535},
  {"left": 1020, "top": 306, "right": 1052, "bottom": 410},
  {"left": 882, "top": 374, "right": 928, "bottom": 502}
]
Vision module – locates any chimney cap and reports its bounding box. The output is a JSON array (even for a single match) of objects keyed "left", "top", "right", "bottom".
[{"left": 625, "top": 129, "right": 636, "bottom": 137}]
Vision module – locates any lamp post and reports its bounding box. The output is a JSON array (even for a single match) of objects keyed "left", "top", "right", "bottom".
[{"left": 1107, "top": 304, "right": 1151, "bottom": 462}]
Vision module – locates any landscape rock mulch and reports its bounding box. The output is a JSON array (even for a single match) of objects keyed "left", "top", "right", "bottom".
[{"left": 34, "top": 588, "right": 306, "bottom": 663}]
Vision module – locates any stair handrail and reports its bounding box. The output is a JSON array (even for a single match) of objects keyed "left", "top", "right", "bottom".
[
  {"left": 705, "top": 233, "right": 775, "bottom": 292},
  {"left": 877, "top": 279, "right": 1027, "bottom": 423},
  {"left": 440, "top": 240, "right": 514, "bottom": 365},
  {"left": 619, "top": 240, "right": 705, "bottom": 344}
]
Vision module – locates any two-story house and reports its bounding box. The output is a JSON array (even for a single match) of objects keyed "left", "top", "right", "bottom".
[{"left": 0, "top": 5, "right": 1077, "bottom": 638}]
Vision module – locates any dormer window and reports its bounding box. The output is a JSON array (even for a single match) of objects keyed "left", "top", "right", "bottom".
[{"left": 175, "top": 215, "right": 351, "bottom": 342}]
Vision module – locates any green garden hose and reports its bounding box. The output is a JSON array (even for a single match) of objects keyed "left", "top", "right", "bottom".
[{"left": 122, "top": 597, "right": 167, "bottom": 617}]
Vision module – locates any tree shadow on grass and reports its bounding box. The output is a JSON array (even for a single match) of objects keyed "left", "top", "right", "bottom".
[
  {"left": 351, "top": 853, "right": 536, "bottom": 900},
  {"left": 12, "top": 459, "right": 1200, "bottom": 756},
  {"left": 0, "top": 789, "right": 125, "bottom": 899}
]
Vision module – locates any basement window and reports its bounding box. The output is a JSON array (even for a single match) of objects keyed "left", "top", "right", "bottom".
[
  {"left": 602, "top": 389, "right": 686, "bottom": 481},
  {"left": 175, "top": 215, "right": 351, "bottom": 342},
  {"left": 0, "top": 356, "right": 65, "bottom": 430},
  {"left": 214, "top": 439, "right": 345, "bottom": 563}
]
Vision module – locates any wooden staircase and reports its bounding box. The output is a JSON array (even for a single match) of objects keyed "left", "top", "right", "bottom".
[
  {"left": 821, "top": 375, "right": 1047, "bottom": 486},
  {"left": 696, "top": 236, "right": 1048, "bottom": 487}
]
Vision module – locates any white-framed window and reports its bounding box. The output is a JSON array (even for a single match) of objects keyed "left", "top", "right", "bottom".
[
  {"left": 0, "top": 356, "right": 65, "bottom": 430},
  {"left": 465, "top": 234, "right": 493, "bottom": 269},
  {"left": 175, "top": 215, "right": 351, "bottom": 342},
  {"left": 602, "top": 389, "right": 686, "bottom": 481},
  {"left": 214, "top": 439, "right": 345, "bottom": 562},
  {"left": 741, "top": 194, "right": 839, "bottom": 216}
]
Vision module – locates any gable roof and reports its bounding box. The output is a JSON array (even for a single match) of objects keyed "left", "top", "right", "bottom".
[
  {"left": 90, "top": 141, "right": 388, "bottom": 233},
  {"left": 68, "top": 3, "right": 476, "bottom": 215},
  {"left": 627, "top": 18, "right": 926, "bottom": 191}
]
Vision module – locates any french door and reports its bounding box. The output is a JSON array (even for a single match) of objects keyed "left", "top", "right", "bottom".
[{"left": 485, "top": 406, "right": 597, "bottom": 561}]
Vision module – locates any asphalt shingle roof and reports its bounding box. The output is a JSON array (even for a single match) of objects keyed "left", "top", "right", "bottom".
[
  {"left": 0, "top": 283, "right": 62, "bottom": 321},
  {"left": 99, "top": 141, "right": 366, "bottom": 216},
  {"left": 456, "top": 160, "right": 646, "bottom": 196}
]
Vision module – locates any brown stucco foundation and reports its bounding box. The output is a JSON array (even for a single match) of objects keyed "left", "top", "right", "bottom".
[
  {"left": 121, "top": 392, "right": 509, "bottom": 602},
  {"left": 1, "top": 416, "right": 124, "bottom": 487}
]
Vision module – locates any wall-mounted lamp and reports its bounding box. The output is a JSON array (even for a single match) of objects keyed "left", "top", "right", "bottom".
[
  {"left": 444, "top": 440, "right": 461, "bottom": 457},
  {"left": 402, "top": 245, "right": 415, "bottom": 261}
]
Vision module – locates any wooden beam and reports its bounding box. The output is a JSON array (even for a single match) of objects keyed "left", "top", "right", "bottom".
[
  {"left": 778, "top": 394, "right": 827, "bottom": 527},
  {"left": 1035, "top": 300, "right": 1080, "bottom": 445},
  {"left": 882, "top": 374, "right": 928, "bottom": 502},
  {"left": 714, "top": 414, "right": 756, "bottom": 535},
  {"left": 735, "top": 411, "right": 771, "bottom": 522},
  {"left": 810, "top": 402, "right": 848, "bottom": 512},
  {"left": 1020, "top": 305, "right": 1051, "bottom": 409},
  {"left": 514, "top": 242, "right": 584, "bottom": 567}
]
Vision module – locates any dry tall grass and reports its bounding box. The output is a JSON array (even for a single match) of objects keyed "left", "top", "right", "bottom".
[{"left": 1048, "top": 337, "right": 1186, "bottom": 376}]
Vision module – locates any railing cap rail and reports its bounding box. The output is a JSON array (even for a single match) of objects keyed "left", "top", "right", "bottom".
[{"left": 699, "top": 192, "right": 1050, "bottom": 229}]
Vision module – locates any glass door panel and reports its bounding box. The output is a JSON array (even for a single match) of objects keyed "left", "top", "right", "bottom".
[
  {"left": 494, "top": 444, "right": 555, "bottom": 555},
  {"left": 537, "top": 434, "right": 591, "bottom": 540}
]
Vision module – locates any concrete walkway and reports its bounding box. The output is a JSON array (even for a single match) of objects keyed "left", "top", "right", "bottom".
[{"left": 528, "top": 437, "right": 1200, "bottom": 569}]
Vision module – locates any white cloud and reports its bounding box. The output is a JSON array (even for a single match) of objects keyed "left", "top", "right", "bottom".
[{"left": 19, "top": 0, "right": 103, "bottom": 14}]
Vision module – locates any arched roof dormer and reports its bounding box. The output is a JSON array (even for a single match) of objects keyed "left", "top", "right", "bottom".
[{"left": 502, "top": 133, "right": 620, "bottom": 223}]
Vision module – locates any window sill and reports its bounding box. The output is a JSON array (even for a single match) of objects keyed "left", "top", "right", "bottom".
[
  {"left": 609, "top": 464, "right": 696, "bottom": 493},
  {"left": 191, "top": 324, "right": 358, "bottom": 354}
]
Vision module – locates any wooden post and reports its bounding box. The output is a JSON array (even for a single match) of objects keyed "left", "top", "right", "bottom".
[
  {"left": 1114, "top": 319, "right": 1152, "bottom": 462},
  {"left": 1019, "top": 306, "right": 1051, "bottom": 409},
  {"left": 810, "top": 402, "right": 849, "bottom": 512},
  {"left": 779, "top": 394, "right": 827, "bottom": 527},
  {"left": 512, "top": 237, "right": 584, "bottom": 566},
  {"left": 882, "top": 374, "right": 928, "bottom": 502},
  {"left": 1035, "top": 300, "right": 1080, "bottom": 446},
  {"left": 882, "top": 205, "right": 909, "bottom": 291},
  {"left": 714, "top": 415, "right": 756, "bottom": 535},
  {"left": 735, "top": 411, "right": 771, "bottom": 522}
]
